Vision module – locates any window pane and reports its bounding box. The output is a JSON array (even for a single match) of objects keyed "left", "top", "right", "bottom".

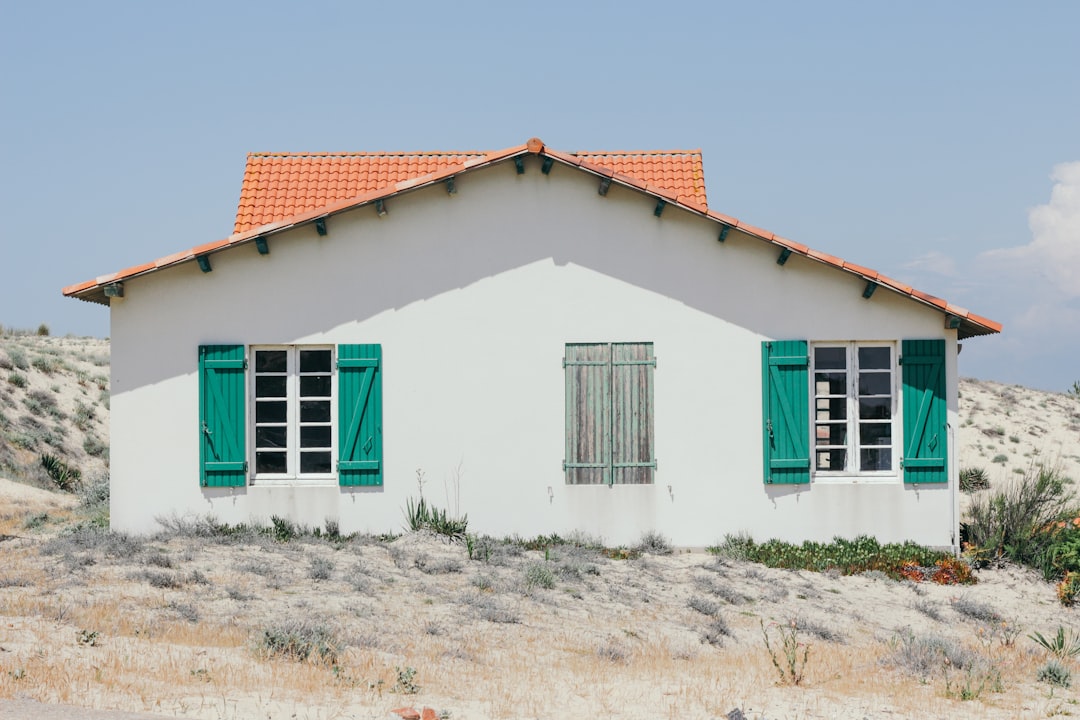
[
  {"left": 815, "top": 423, "right": 847, "bottom": 445},
  {"left": 300, "top": 451, "right": 332, "bottom": 474},
  {"left": 256, "top": 426, "right": 287, "bottom": 448},
  {"left": 860, "top": 448, "right": 892, "bottom": 471},
  {"left": 256, "top": 451, "right": 287, "bottom": 474},
  {"left": 859, "top": 422, "right": 892, "bottom": 446},
  {"left": 815, "top": 347, "right": 846, "bottom": 370},
  {"left": 299, "top": 350, "right": 332, "bottom": 373},
  {"left": 859, "top": 396, "right": 891, "bottom": 420},
  {"left": 816, "top": 449, "right": 846, "bottom": 471},
  {"left": 858, "top": 346, "right": 890, "bottom": 370},
  {"left": 255, "top": 375, "right": 287, "bottom": 398},
  {"left": 300, "top": 400, "right": 330, "bottom": 422},
  {"left": 255, "top": 400, "right": 287, "bottom": 423},
  {"left": 300, "top": 426, "right": 331, "bottom": 448},
  {"left": 816, "top": 397, "right": 846, "bottom": 421},
  {"left": 858, "top": 372, "right": 890, "bottom": 396},
  {"left": 815, "top": 372, "right": 847, "bottom": 395},
  {"left": 254, "top": 350, "right": 287, "bottom": 373},
  {"left": 300, "top": 375, "right": 331, "bottom": 397}
]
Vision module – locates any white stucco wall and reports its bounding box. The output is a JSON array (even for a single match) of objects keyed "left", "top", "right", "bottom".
[{"left": 108, "top": 157, "right": 961, "bottom": 549}]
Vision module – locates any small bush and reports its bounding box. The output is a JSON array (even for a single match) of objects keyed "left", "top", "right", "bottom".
[
  {"left": 635, "top": 530, "right": 673, "bottom": 555},
  {"left": 403, "top": 495, "right": 468, "bottom": 540},
  {"left": 141, "top": 570, "right": 182, "bottom": 589},
  {"left": 308, "top": 557, "right": 334, "bottom": 581},
  {"left": 524, "top": 561, "right": 555, "bottom": 590},
  {"left": 960, "top": 467, "right": 991, "bottom": 493},
  {"left": 7, "top": 372, "right": 26, "bottom": 388},
  {"left": 688, "top": 596, "right": 720, "bottom": 616},
  {"left": 951, "top": 596, "right": 1002, "bottom": 624},
  {"left": 259, "top": 620, "right": 340, "bottom": 664},
  {"left": 40, "top": 453, "right": 81, "bottom": 491},
  {"left": 888, "top": 629, "right": 976, "bottom": 680},
  {"left": 391, "top": 665, "right": 420, "bottom": 694},
  {"left": 31, "top": 355, "right": 58, "bottom": 374},
  {"left": 1038, "top": 660, "right": 1072, "bottom": 688},
  {"left": 82, "top": 435, "right": 108, "bottom": 458},
  {"left": 701, "top": 617, "right": 732, "bottom": 646},
  {"left": 36, "top": 323, "right": 49, "bottom": 337}
]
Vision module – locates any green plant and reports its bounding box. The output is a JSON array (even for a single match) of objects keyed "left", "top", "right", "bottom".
[
  {"left": 391, "top": 665, "right": 420, "bottom": 694},
  {"left": 269, "top": 515, "right": 299, "bottom": 542},
  {"left": 1038, "top": 659, "right": 1072, "bottom": 688},
  {"left": 524, "top": 561, "right": 555, "bottom": 590},
  {"left": 40, "top": 452, "right": 81, "bottom": 491},
  {"left": 991, "top": 454, "right": 1008, "bottom": 464},
  {"left": 1058, "top": 571, "right": 1080, "bottom": 606},
  {"left": 1068, "top": 380, "right": 1080, "bottom": 398},
  {"left": 635, "top": 530, "right": 673, "bottom": 555},
  {"left": 36, "top": 323, "right": 49, "bottom": 337},
  {"left": 963, "top": 463, "right": 1076, "bottom": 571},
  {"left": 403, "top": 495, "right": 468, "bottom": 540},
  {"left": 259, "top": 620, "right": 339, "bottom": 664},
  {"left": 6, "top": 372, "right": 26, "bottom": 388},
  {"left": 1029, "top": 626, "right": 1080, "bottom": 658},
  {"left": 960, "top": 467, "right": 991, "bottom": 493},
  {"left": 760, "top": 619, "right": 810, "bottom": 685}
]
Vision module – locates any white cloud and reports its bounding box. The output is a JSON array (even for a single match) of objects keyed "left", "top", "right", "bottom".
[{"left": 980, "top": 161, "right": 1080, "bottom": 298}]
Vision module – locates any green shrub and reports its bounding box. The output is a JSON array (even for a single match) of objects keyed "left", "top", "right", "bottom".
[
  {"left": 403, "top": 495, "right": 468, "bottom": 540},
  {"left": 991, "top": 454, "right": 1008, "bottom": 464},
  {"left": 40, "top": 453, "right": 81, "bottom": 491},
  {"left": 960, "top": 467, "right": 991, "bottom": 493},
  {"left": 36, "top": 323, "right": 49, "bottom": 337},
  {"left": 635, "top": 530, "right": 673, "bottom": 555},
  {"left": 963, "top": 463, "right": 1076, "bottom": 574},
  {"left": 1038, "top": 659, "right": 1072, "bottom": 688},
  {"left": 259, "top": 620, "right": 339, "bottom": 664},
  {"left": 1029, "top": 626, "right": 1080, "bottom": 659},
  {"left": 524, "top": 561, "right": 556, "bottom": 590},
  {"left": 707, "top": 534, "right": 967, "bottom": 582},
  {"left": 82, "top": 435, "right": 108, "bottom": 458},
  {"left": 6, "top": 372, "right": 26, "bottom": 388}
]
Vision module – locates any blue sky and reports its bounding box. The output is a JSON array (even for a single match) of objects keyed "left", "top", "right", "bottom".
[{"left": 2, "top": 1, "right": 1078, "bottom": 391}]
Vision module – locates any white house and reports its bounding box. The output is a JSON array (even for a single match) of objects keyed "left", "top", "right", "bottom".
[{"left": 64, "top": 137, "right": 1000, "bottom": 549}]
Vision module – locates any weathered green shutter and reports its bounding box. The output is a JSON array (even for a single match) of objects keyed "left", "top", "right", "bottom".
[
  {"left": 901, "top": 339, "right": 948, "bottom": 484},
  {"left": 564, "top": 344, "right": 611, "bottom": 485},
  {"left": 611, "top": 343, "right": 655, "bottom": 484},
  {"left": 337, "top": 344, "right": 382, "bottom": 486},
  {"left": 199, "top": 344, "right": 247, "bottom": 487},
  {"left": 761, "top": 340, "right": 810, "bottom": 484}
]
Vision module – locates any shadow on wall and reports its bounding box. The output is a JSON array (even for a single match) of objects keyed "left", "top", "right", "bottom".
[{"left": 113, "top": 163, "right": 897, "bottom": 393}]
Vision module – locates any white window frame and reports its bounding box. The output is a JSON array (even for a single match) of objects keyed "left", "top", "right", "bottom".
[
  {"left": 249, "top": 345, "right": 337, "bottom": 485},
  {"left": 810, "top": 341, "right": 900, "bottom": 483}
]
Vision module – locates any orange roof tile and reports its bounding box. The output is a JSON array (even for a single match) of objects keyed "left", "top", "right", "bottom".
[
  {"left": 234, "top": 147, "right": 707, "bottom": 233},
  {"left": 63, "top": 137, "right": 1001, "bottom": 339}
]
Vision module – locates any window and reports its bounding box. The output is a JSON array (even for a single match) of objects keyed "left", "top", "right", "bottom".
[
  {"left": 812, "top": 343, "right": 896, "bottom": 474},
  {"left": 198, "top": 343, "right": 382, "bottom": 488},
  {"left": 761, "top": 338, "right": 947, "bottom": 485},
  {"left": 252, "top": 346, "right": 334, "bottom": 478},
  {"left": 564, "top": 342, "right": 655, "bottom": 485}
]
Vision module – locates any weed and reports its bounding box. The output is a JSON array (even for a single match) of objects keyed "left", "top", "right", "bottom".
[
  {"left": 7, "top": 372, "right": 27, "bottom": 388},
  {"left": 22, "top": 512, "right": 49, "bottom": 530},
  {"left": 960, "top": 467, "right": 991, "bottom": 493},
  {"left": 40, "top": 452, "right": 81, "bottom": 491},
  {"left": 141, "top": 570, "right": 183, "bottom": 589},
  {"left": 309, "top": 556, "right": 334, "bottom": 581},
  {"left": 794, "top": 616, "right": 844, "bottom": 644},
  {"left": 991, "top": 454, "right": 1008, "bottom": 464},
  {"left": 145, "top": 551, "right": 174, "bottom": 568},
  {"left": 1029, "top": 626, "right": 1080, "bottom": 658},
  {"left": 701, "top": 617, "right": 732, "bottom": 647},
  {"left": 888, "top": 628, "right": 975, "bottom": 680},
  {"left": 596, "top": 642, "right": 628, "bottom": 663},
  {"left": 259, "top": 620, "right": 339, "bottom": 664},
  {"left": 76, "top": 629, "right": 99, "bottom": 646},
  {"left": 913, "top": 599, "right": 943, "bottom": 621},
  {"left": 270, "top": 515, "right": 300, "bottom": 542},
  {"left": 36, "top": 323, "right": 49, "bottom": 337},
  {"left": 1038, "top": 660, "right": 1073, "bottom": 688},
  {"left": 403, "top": 494, "right": 468, "bottom": 540},
  {"left": 523, "top": 561, "right": 555, "bottom": 590},
  {"left": 635, "top": 530, "right": 673, "bottom": 555},
  {"left": 687, "top": 596, "right": 720, "bottom": 616},
  {"left": 951, "top": 596, "right": 1002, "bottom": 624},
  {"left": 760, "top": 619, "right": 809, "bottom": 685},
  {"left": 168, "top": 601, "right": 200, "bottom": 623},
  {"left": 391, "top": 665, "right": 420, "bottom": 694}
]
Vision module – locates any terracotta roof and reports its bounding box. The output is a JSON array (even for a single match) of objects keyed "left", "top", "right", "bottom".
[
  {"left": 234, "top": 148, "right": 707, "bottom": 234},
  {"left": 63, "top": 137, "right": 1001, "bottom": 339}
]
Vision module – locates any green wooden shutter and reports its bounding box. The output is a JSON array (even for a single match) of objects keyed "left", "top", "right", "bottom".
[
  {"left": 611, "top": 343, "right": 656, "bottom": 484},
  {"left": 901, "top": 339, "right": 948, "bottom": 484},
  {"left": 761, "top": 340, "right": 810, "bottom": 484},
  {"left": 199, "top": 344, "right": 247, "bottom": 487},
  {"left": 337, "top": 344, "right": 382, "bottom": 486},
  {"left": 564, "top": 343, "right": 611, "bottom": 485}
]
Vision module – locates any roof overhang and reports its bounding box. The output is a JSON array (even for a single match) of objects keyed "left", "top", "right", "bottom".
[{"left": 63, "top": 137, "right": 1002, "bottom": 339}]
